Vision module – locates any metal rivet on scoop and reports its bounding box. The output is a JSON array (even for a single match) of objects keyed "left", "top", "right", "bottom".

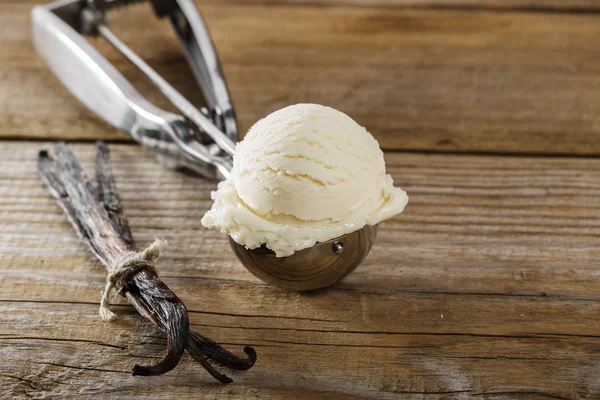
[{"left": 332, "top": 242, "right": 344, "bottom": 254}]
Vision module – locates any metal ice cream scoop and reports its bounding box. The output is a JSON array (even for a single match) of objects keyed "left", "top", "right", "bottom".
[
  {"left": 32, "top": 0, "right": 377, "bottom": 291},
  {"left": 230, "top": 225, "right": 377, "bottom": 291}
]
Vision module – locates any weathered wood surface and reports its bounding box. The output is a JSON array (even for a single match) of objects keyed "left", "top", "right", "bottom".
[
  {"left": 215, "top": 0, "right": 600, "bottom": 11},
  {"left": 2, "top": 142, "right": 600, "bottom": 399},
  {"left": 4, "top": 1, "right": 600, "bottom": 154}
]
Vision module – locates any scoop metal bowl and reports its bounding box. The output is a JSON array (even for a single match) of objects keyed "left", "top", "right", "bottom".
[{"left": 229, "top": 225, "right": 377, "bottom": 291}]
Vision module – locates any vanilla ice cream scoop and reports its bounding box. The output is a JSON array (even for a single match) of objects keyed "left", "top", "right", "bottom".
[{"left": 202, "top": 104, "right": 408, "bottom": 259}]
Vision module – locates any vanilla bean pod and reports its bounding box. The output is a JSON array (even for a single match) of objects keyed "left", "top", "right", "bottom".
[{"left": 38, "top": 142, "right": 256, "bottom": 382}]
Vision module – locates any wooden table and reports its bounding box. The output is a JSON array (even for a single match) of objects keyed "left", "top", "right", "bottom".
[{"left": 2, "top": 1, "right": 600, "bottom": 399}]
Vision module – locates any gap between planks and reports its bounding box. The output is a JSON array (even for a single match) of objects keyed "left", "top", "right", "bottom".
[{"left": 3, "top": 138, "right": 600, "bottom": 161}]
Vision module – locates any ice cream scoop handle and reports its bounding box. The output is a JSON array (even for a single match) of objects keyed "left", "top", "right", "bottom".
[{"left": 31, "top": 1, "right": 230, "bottom": 179}]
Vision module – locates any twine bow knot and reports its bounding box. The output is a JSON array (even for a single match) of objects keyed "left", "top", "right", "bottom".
[{"left": 99, "top": 239, "right": 168, "bottom": 321}]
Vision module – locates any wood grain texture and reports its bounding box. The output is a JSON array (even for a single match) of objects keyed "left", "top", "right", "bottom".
[
  {"left": 2, "top": 142, "right": 600, "bottom": 399},
  {"left": 4, "top": 1, "right": 600, "bottom": 154},
  {"left": 213, "top": 0, "right": 600, "bottom": 11}
]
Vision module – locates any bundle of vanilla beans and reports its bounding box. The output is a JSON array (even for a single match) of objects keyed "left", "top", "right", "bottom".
[{"left": 37, "top": 142, "right": 256, "bottom": 382}]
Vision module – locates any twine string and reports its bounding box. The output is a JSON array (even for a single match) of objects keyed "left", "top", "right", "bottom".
[{"left": 99, "top": 239, "right": 167, "bottom": 321}]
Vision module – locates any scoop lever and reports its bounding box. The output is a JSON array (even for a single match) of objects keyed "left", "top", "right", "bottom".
[{"left": 32, "top": 0, "right": 234, "bottom": 180}]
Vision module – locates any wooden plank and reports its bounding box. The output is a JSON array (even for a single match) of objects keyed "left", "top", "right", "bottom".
[
  {"left": 4, "top": 2, "right": 600, "bottom": 154},
  {"left": 3, "top": 301, "right": 600, "bottom": 399},
  {"left": 213, "top": 0, "right": 600, "bottom": 11},
  {"left": 2, "top": 142, "right": 600, "bottom": 398}
]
